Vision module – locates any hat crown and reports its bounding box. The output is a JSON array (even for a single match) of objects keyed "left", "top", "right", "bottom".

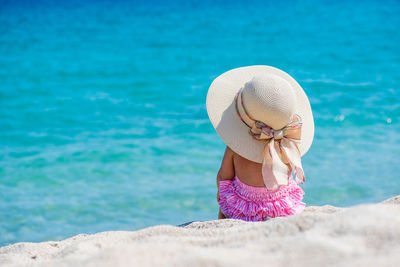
[{"left": 242, "top": 74, "right": 297, "bottom": 130}]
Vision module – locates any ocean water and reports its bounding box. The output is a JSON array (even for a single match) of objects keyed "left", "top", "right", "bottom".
[{"left": 0, "top": 0, "right": 399, "bottom": 246}]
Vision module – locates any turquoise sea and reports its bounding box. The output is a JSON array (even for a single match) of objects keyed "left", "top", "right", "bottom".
[{"left": 1, "top": 0, "right": 399, "bottom": 246}]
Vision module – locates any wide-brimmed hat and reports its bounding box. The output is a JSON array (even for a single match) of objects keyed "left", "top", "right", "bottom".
[{"left": 206, "top": 65, "right": 314, "bottom": 167}]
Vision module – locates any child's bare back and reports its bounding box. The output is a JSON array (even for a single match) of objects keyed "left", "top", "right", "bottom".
[{"left": 218, "top": 146, "right": 265, "bottom": 188}]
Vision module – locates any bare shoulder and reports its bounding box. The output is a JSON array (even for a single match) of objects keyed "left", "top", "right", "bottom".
[
  {"left": 217, "top": 146, "right": 235, "bottom": 180},
  {"left": 225, "top": 146, "right": 234, "bottom": 155}
]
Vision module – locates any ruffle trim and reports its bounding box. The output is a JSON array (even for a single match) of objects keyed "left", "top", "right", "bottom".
[{"left": 218, "top": 177, "right": 305, "bottom": 221}]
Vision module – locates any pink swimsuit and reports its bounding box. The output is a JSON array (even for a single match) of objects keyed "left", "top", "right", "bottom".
[{"left": 218, "top": 174, "right": 305, "bottom": 221}]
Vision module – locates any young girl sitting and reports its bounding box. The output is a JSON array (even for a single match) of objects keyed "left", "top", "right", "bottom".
[{"left": 206, "top": 65, "right": 314, "bottom": 221}]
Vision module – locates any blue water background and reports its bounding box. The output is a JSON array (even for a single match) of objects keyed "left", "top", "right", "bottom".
[{"left": 1, "top": 0, "right": 399, "bottom": 246}]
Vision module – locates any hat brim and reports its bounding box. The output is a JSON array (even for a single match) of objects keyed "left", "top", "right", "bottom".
[{"left": 206, "top": 65, "right": 314, "bottom": 163}]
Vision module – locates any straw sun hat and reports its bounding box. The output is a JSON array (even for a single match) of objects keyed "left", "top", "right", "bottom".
[{"left": 206, "top": 65, "right": 314, "bottom": 189}]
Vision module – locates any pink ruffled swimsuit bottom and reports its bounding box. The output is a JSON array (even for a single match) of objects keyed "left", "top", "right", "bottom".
[{"left": 218, "top": 175, "right": 306, "bottom": 221}]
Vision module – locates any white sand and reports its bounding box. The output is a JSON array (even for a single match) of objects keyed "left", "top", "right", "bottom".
[{"left": 1, "top": 195, "right": 399, "bottom": 267}]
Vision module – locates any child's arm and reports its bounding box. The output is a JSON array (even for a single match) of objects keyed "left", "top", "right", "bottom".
[{"left": 216, "top": 146, "right": 235, "bottom": 201}]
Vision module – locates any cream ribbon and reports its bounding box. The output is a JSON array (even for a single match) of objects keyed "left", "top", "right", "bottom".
[{"left": 249, "top": 115, "right": 305, "bottom": 190}]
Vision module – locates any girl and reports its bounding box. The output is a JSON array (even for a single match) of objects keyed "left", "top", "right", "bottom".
[{"left": 206, "top": 65, "right": 314, "bottom": 221}]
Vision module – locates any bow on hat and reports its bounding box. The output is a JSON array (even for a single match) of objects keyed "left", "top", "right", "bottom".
[{"left": 235, "top": 88, "right": 305, "bottom": 190}]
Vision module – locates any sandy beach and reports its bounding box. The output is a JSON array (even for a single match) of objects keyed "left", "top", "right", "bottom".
[{"left": 1, "top": 195, "right": 399, "bottom": 267}]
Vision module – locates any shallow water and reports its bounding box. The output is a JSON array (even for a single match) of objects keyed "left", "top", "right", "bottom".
[{"left": 0, "top": 0, "right": 399, "bottom": 246}]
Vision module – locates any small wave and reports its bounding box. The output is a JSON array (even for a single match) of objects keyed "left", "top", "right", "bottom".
[{"left": 302, "top": 78, "right": 374, "bottom": 88}]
